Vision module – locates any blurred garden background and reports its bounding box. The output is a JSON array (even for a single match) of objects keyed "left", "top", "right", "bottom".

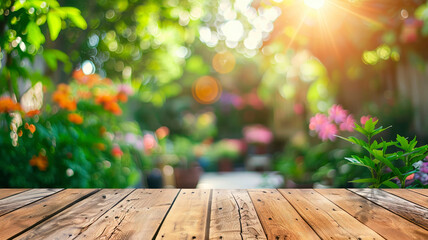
[{"left": 1, "top": 0, "right": 428, "bottom": 189}]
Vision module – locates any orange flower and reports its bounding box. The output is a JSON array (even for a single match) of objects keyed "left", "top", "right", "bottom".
[
  {"left": 72, "top": 69, "right": 85, "bottom": 81},
  {"left": 104, "top": 101, "right": 122, "bottom": 115},
  {"left": 116, "top": 92, "right": 128, "bottom": 103},
  {"left": 95, "top": 143, "right": 106, "bottom": 151},
  {"left": 18, "top": 130, "right": 23, "bottom": 137},
  {"left": 29, "top": 153, "right": 48, "bottom": 171},
  {"left": 0, "top": 97, "right": 22, "bottom": 113},
  {"left": 68, "top": 113, "right": 84, "bottom": 124},
  {"left": 25, "top": 123, "right": 36, "bottom": 134},
  {"left": 77, "top": 90, "right": 92, "bottom": 99},
  {"left": 53, "top": 85, "right": 77, "bottom": 111},
  {"left": 26, "top": 110, "right": 40, "bottom": 117},
  {"left": 95, "top": 94, "right": 116, "bottom": 105},
  {"left": 57, "top": 83, "right": 71, "bottom": 94},
  {"left": 155, "top": 126, "right": 170, "bottom": 140}
]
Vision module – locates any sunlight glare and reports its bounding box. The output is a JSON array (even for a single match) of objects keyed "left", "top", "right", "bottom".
[{"left": 304, "top": 0, "right": 325, "bottom": 10}]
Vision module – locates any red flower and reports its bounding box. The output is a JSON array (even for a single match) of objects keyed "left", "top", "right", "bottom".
[{"left": 111, "top": 145, "right": 123, "bottom": 158}]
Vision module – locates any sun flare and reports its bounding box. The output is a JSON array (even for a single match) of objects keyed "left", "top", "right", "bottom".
[{"left": 304, "top": 0, "right": 325, "bottom": 10}]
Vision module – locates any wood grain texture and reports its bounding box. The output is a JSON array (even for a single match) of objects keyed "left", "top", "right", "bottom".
[
  {"left": 233, "top": 190, "right": 266, "bottom": 240},
  {"left": 350, "top": 188, "right": 428, "bottom": 230},
  {"left": 410, "top": 189, "right": 428, "bottom": 197},
  {"left": 383, "top": 189, "right": 428, "bottom": 208},
  {"left": 15, "top": 189, "right": 134, "bottom": 240},
  {"left": 0, "top": 188, "right": 96, "bottom": 239},
  {"left": 279, "top": 189, "right": 384, "bottom": 240},
  {"left": 0, "top": 189, "right": 28, "bottom": 200},
  {"left": 155, "top": 189, "right": 211, "bottom": 240},
  {"left": 75, "top": 189, "right": 179, "bottom": 240},
  {"left": 316, "top": 189, "right": 428, "bottom": 240},
  {"left": 248, "top": 189, "right": 319, "bottom": 240},
  {"left": 0, "top": 188, "right": 62, "bottom": 216},
  {"left": 209, "top": 190, "right": 266, "bottom": 240},
  {"left": 209, "top": 190, "right": 241, "bottom": 240}
]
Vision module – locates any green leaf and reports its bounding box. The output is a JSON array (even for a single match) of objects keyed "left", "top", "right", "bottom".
[
  {"left": 26, "top": 22, "right": 45, "bottom": 49},
  {"left": 68, "top": 13, "right": 87, "bottom": 30},
  {"left": 338, "top": 136, "right": 368, "bottom": 148},
  {"left": 350, "top": 178, "right": 377, "bottom": 183},
  {"left": 354, "top": 124, "right": 368, "bottom": 136},
  {"left": 60, "top": 7, "right": 87, "bottom": 30},
  {"left": 363, "top": 118, "right": 377, "bottom": 134},
  {"left": 47, "top": 12, "right": 62, "bottom": 41},
  {"left": 381, "top": 180, "right": 399, "bottom": 188},
  {"left": 372, "top": 125, "right": 391, "bottom": 136},
  {"left": 396, "top": 135, "right": 409, "bottom": 151},
  {"left": 43, "top": 49, "right": 71, "bottom": 71}
]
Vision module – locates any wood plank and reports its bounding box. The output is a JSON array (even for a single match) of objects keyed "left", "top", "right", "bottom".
[
  {"left": 279, "top": 189, "right": 384, "bottom": 239},
  {"left": 350, "top": 188, "right": 428, "bottom": 230},
  {"left": 0, "top": 189, "right": 28, "bottom": 200},
  {"left": 0, "top": 188, "right": 62, "bottom": 216},
  {"left": 209, "top": 190, "right": 266, "bottom": 240},
  {"left": 155, "top": 189, "right": 211, "bottom": 240},
  {"left": 209, "top": 190, "right": 241, "bottom": 240},
  {"left": 75, "top": 189, "right": 179, "bottom": 240},
  {"left": 232, "top": 190, "right": 267, "bottom": 240},
  {"left": 383, "top": 189, "right": 428, "bottom": 208},
  {"left": 410, "top": 189, "right": 428, "bottom": 197},
  {"left": 0, "top": 189, "right": 97, "bottom": 239},
  {"left": 316, "top": 189, "right": 428, "bottom": 240},
  {"left": 248, "top": 189, "right": 319, "bottom": 239},
  {"left": 15, "top": 189, "right": 134, "bottom": 240}
]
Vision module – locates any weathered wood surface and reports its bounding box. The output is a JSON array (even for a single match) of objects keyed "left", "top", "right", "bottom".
[
  {"left": 155, "top": 189, "right": 211, "bottom": 240},
  {"left": 280, "top": 189, "right": 384, "bottom": 239},
  {"left": 350, "top": 188, "right": 428, "bottom": 230},
  {"left": 15, "top": 189, "right": 134, "bottom": 240},
  {"left": 0, "top": 188, "right": 62, "bottom": 217},
  {"left": 76, "top": 189, "right": 179, "bottom": 240},
  {"left": 0, "top": 189, "right": 96, "bottom": 239},
  {"left": 0, "top": 189, "right": 28, "bottom": 200},
  {"left": 316, "top": 189, "right": 428, "bottom": 240},
  {"left": 209, "top": 189, "right": 266, "bottom": 240},
  {"left": 0, "top": 188, "right": 427, "bottom": 239},
  {"left": 383, "top": 188, "right": 428, "bottom": 208},
  {"left": 248, "top": 189, "right": 319, "bottom": 239},
  {"left": 410, "top": 189, "right": 428, "bottom": 197}
]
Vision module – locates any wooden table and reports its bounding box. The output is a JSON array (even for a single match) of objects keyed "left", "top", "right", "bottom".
[{"left": 0, "top": 189, "right": 427, "bottom": 239}]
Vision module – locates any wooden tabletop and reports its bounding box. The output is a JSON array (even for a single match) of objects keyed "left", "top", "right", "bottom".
[{"left": 0, "top": 189, "right": 427, "bottom": 239}]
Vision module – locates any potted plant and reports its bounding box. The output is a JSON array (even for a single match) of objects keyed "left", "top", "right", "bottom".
[
  {"left": 243, "top": 124, "right": 273, "bottom": 171},
  {"left": 171, "top": 136, "right": 202, "bottom": 188},
  {"left": 207, "top": 139, "right": 242, "bottom": 172}
]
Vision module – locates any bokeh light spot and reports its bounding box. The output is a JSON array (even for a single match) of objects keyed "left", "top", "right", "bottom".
[
  {"left": 82, "top": 60, "right": 95, "bottom": 75},
  {"left": 304, "top": 0, "right": 325, "bottom": 10},
  {"left": 212, "top": 51, "right": 236, "bottom": 74},
  {"left": 192, "top": 76, "right": 222, "bottom": 104}
]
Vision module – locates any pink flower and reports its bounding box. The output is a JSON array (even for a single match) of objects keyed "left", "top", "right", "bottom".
[
  {"left": 143, "top": 134, "right": 157, "bottom": 154},
  {"left": 309, "top": 114, "right": 329, "bottom": 132},
  {"left": 360, "top": 115, "right": 378, "bottom": 125},
  {"left": 328, "top": 105, "right": 348, "bottom": 124},
  {"left": 243, "top": 125, "right": 273, "bottom": 145},
  {"left": 340, "top": 115, "right": 356, "bottom": 132},
  {"left": 117, "top": 84, "right": 134, "bottom": 95},
  {"left": 406, "top": 173, "right": 415, "bottom": 181},
  {"left": 318, "top": 123, "right": 338, "bottom": 141}
]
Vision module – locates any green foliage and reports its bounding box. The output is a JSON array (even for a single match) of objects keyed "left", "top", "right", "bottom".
[{"left": 341, "top": 118, "right": 428, "bottom": 188}]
